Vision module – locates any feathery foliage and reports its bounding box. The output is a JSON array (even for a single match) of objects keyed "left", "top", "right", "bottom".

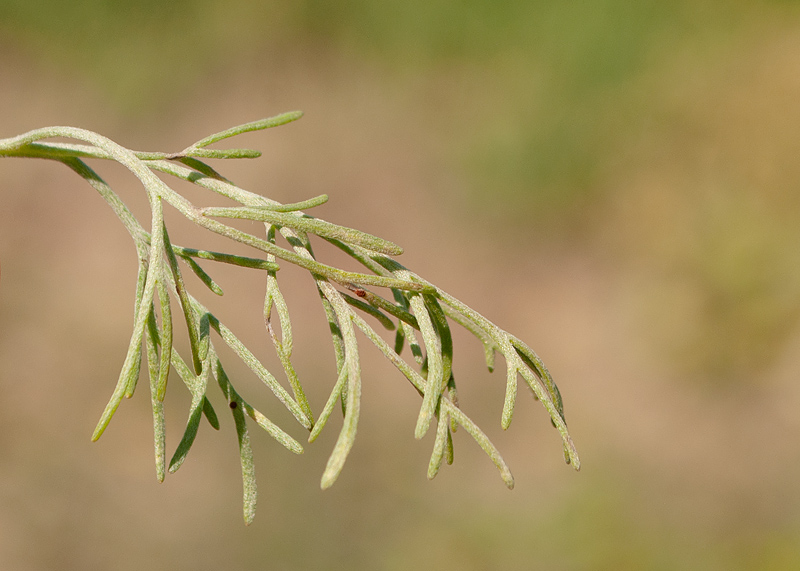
[{"left": 0, "top": 112, "right": 579, "bottom": 524}]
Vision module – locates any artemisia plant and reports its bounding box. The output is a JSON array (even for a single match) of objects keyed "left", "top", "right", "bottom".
[{"left": 0, "top": 112, "right": 579, "bottom": 524}]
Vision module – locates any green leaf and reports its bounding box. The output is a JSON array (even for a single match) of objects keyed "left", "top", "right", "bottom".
[
  {"left": 410, "top": 293, "right": 443, "bottom": 439},
  {"left": 162, "top": 223, "right": 203, "bottom": 374},
  {"left": 309, "top": 365, "right": 348, "bottom": 444},
  {"left": 319, "top": 286, "right": 361, "bottom": 490},
  {"left": 168, "top": 358, "right": 210, "bottom": 473},
  {"left": 190, "top": 111, "right": 304, "bottom": 149},
  {"left": 212, "top": 359, "right": 258, "bottom": 525},
  {"left": 144, "top": 310, "right": 166, "bottom": 483},
  {"left": 182, "top": 257, "right": 224, "bottom": 296},
  {"left": 184, "top": 148, "right": 261, "bottom": 159},
  {"left": 202, "top": 206, "right": 404, "bottom": 256},
  {"left": 202, "top": 397, "right": 220, "bottom": 430},
  {"left": 155, "top": 279, "right": 172, "bottom": 401},
  {"left": 342, "top": 292, "right": 395, "bottom": 330},
  {"left": 427, "top": 410, "right": 450, "bottom": 480},
  {"left": 259, "top": 194, "right": 328, "bottom": 213},
  {"left": 175, "top": 246, "right": 279, "bottom": 272}
]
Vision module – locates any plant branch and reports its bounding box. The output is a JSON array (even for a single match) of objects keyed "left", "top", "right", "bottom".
[{"left": 0, "top": 112, "right": 579, "bottom": 524}]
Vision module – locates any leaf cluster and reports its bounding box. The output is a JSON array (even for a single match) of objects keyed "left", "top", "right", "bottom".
[{"left": 0, "top": 113, "right": 579, "bottom": 524}]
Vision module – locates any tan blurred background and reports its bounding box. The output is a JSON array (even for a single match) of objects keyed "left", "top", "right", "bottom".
[{"left": 3, "top": 1, "right": 800, "bottom": 569}]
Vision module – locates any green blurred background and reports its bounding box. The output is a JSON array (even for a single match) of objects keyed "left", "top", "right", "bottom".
[{"left": 3, "top": 1, "right": 800, "bottom": 568}]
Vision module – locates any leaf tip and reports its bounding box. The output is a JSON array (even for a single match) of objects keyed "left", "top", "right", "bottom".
[
  {"left": 566, "top": 448, "right": 581, "bottom": 471},
  {"left": 320, "top": 473, "right": 336, "bottom": 490},
  {"left": 414, "top": 415, "right": 432, "bottom": 440},
  {"left": 91, "top": 416, "right": 113, "bottom": 441}
]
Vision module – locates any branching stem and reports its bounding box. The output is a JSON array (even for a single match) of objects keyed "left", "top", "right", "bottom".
[{"left": 0, "top": 112, "right": 579, "bottom": 524}]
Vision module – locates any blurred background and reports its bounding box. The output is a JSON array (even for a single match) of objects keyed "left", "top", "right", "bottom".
[{"left": 2, "top": 1, "right": 800, "bottom": 568}]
